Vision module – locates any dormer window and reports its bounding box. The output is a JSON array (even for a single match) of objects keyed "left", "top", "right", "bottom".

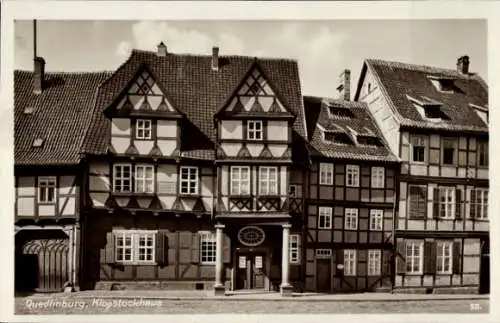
[
  {"left": 469, "top": 103, "right": 488, "bottom": 124},
  {"left": 247, "top": 121, "right": 263, "bottom": 140},
  {"left": 323, "top": 131, "right": 351, "bottom": 145},
  {"left": 32, "top": 138, "right": 45, "bottom": 148},
  {"left": 328, "top": 106, "right": 353, "bottom": 119},
  {"left": 407, "top": 95, "right": 446, "bottom": 122},
  {"left": 428, "top": 76, "right": 455, "bottom": 93},
  {"left": 357, "top": 136, "right": 380, "bottom": 146},
  {"left": 24, "top": 106, "right": 35, "bottom": 115}
]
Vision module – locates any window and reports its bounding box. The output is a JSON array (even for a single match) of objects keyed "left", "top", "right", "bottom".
[
  {"left": 318, "top": 207, "right": 332, "bottom": 229},
  {"left": 471, "top": 188, "right": 488, "bottom": 219},
  {"left": 288, "top": 185, "right": 297, "bottom": 197},
  {"left": 371, "top": 167, "right": 385, "bottom": 188},
  {"left": 319, "top": 163, "right": 334, "bottom": 185},
  {"left": 437, "top": 241, "right": 453, "bottom": 274},
  {"left": 259, "top": 167, "right": 278, "bottom": 195},
  {"left": 408, "top": 185, "right": 427, "bottom": 218},
  {"left": 38, "top": 177, "right": 56, "bottom": 203},
  {"left": 200, "top": 232, "right": 216, "bottom": 265},
  {"left": 344, "top": 249, "right": 357, "bottom": 276},
  {"left": 345, "top": 208, "right": 358, "bottom": 230},
  {"left": 135, "top": 165, "right": 154, "bottom": 193},
  {"left": 180, "top": 166, "right": 199, "bottom": 195},
  {"left": 438, "top": 187, "right": 455, "bottom": 219},
  {"left": 369, "top": 209, "right": 383, "bottom": 231},
  {"left": 405, "top": 241, "right": 423, "bottom": 274},
  {"left": 411, "top": 136, "right": 426, "bottom": 163},
  {"left": 289, "top": 234, "right": 301, "bottom": 264},
  {"left": 114, "top": 231, "right": 156, "bottom": 264},
  {"left": 231, "top": 166, "right": 250, "bottom": 195},
  {"left": 247, "top": 121, "right": 263, "bottom": 140},
  {"left": 477, "top": 141, "right": 488, "bottom": 166},
  {"left": 346, "top": 165, "right": 359, "bottom": 187},
  {"left": 442, "top": 138, "right": 456, "bottom": 165},
  {"left": 136, "top": 119, "right": 152, "bottom": 139},
  {"left": 316, "top": 249, "right": 332, "bottom": 259},
  {"left": 113, "top": 164, "right": 132, "bottom": 192},
  {"left": 368, "top": 250, "right": 381, "bottom": 276}
]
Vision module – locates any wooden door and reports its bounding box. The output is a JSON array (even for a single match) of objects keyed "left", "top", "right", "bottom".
[
  {"left": 316, "top": 259, "right": 331, "bottom": 293},
  {"left": 479, "top": 239, "right": 490, "bottom": 294},
  {"left": 235, "top": 253, "right": 266, "bottom": 290}
]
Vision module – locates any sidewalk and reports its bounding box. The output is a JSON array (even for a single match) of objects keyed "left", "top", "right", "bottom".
[{"left": 17, "top": 290, "right": 490, "bottom": 302}]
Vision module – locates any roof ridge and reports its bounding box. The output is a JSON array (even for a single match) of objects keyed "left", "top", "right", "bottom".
[
  {"left": 15, "top": 69, "right": 113, "bottom": 75},
  {"left": 365, "top": 58, "right": 479, "bottom": 78}
]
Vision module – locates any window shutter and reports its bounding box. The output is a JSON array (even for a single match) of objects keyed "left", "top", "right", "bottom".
[
  {"left": 396, "top": 239, "right": 406, "bottom": 274},
  {"left": 452, "top": 241, "right": 462, "bottom": 274},
  {"left": 382, "top": 250, "right": 391, "bottom": 277},
  {"left": 424, "top": 241, "right": 436, "bottom": 275},
  {"left": 104, "top": 231, "right": 115, "bottom": 264},
  {"left": 470, "top": 189, "right": 476, "bottom": 219},
  {"left": 156, "top": 231, "right": 166, "bottom": 266},
  {"left": 223, "top": 233, "right": 231, "bottom": 264},
  {"left": 191, "top": 232, "right": 200, "bottom": 263},
  {"left": 455, "top": 189, "right": 464, "bottom": 219},
  {"left": 433, "top": 187, "right": 440, "bottom": 219}
]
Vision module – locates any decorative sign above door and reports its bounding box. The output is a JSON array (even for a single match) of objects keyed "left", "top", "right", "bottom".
[{"left": 237, "top": 226, "right": 265, "bottom": 247}]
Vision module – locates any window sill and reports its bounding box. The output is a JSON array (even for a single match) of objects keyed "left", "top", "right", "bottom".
[
  {"left": 114, "top": 262, "right": 157, "bottom": 266},
  {"left": 257, "top": 195, "right": 280, "bottom": 199},
  {"left": 345, "top": 185, "right": 360, "bottom": 188},
  {"left": 38, "top": 201, "right": 56, "bottom": 205},
  {"left": 409, "top": 162, "right": 426, "bottom": 165},
  {"left": 112, "top": 192, "right": 156, "bottom": 197},
  {"left": 319, "top": 183, "right": 333, "bottom": 186},
  {"left": 404, "top": 272, "right": 423, "bottom": 276},
  {"left": 200, "top": 263, "right": 216, "bottom": 266},
  {"left": 229, "top": 194, "right": 252, "bottom": 198},
  {"left": 179, "top": 193, "right": 201, "bottom": 198},
  {"left": 135, "top": 137, "right": 153, "bottom": 141},
  {"left": 435, "top": 272, "right": 453, "bottom": 276}
]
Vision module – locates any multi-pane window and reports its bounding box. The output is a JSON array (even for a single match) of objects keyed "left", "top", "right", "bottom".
[
  {"left": 288, "top": 185, "right": 297, "bottom": 197},
  {"left": 436, "top": 241, "right": 453, "bottom": 274},
  {"left": 412, "top": 136, "right": 426, "bottom": 163},
  {"left": 477, "top": 141, "right": 488, "bottom": 166},
  {"left": 180, "top": 166, "right": 198, "bottom": 195},
  {"left": 471, "top": 188, "right": 488, "bottom": 219},
  {"left": 438, "top": 187, "right": 455, "bottom": 219},
  {"left": 247, "top": 121, "right": 263, "bottom": 140},
  {"left": 230, "top": 166, "right": 250, "bottom": 195},
  {"left": 114, "top": 231, "right": 156, "bottom": 263},
  {"left": 367, "top": 249, "right": 381, "bottom": 276},
  {"left": 136, "top": 119, "right": 152, "bottom": 139},
  {"left": 371, "top": 167, "right": 385, "bottom": 188},
  {"left": 38, "top": 177, "right": 56, "bottom": 203},
  {"left": 318, "top": 207, "right": 332, "bottom": 229},
  {"left": 259, "top": 167, "right": 278, "bottom": 195},
  {"left": 408, "top": 185, "right": 426, "bottom": 218},
  {"left": 369, "top": 209, "right": 383, "bottom": 231},
  {"left": 316, "top": 249, "right": 332, "bottom": 259},
  {"left": 319, "top": 163, "right": 334, "bottom": 185},
  {"left": 344, "top": 249, "right": 357, "bottom": 276},
  {"left": 346, "top": 165, "right": 360, "bottom": 187},
  {"left": 135, "top": 165, "right": 154, "bottom": 193},
  {"left": 442, "top": 138, "right": 457, "bottom": 165},
  {"left": 113, "top": 164, "right": 132, "bottom": 192},
  {"left": 289, "top": 234, "right": 301, "bottom": 264},
  {"left": 405, "top": 241, "right": 423, "bottom": 274},
  {"left": 200, "top": 232, "right": 216, "bottom": 265},
  {"left": 344, "top": 208, "right": 358, "bottom": 230}
]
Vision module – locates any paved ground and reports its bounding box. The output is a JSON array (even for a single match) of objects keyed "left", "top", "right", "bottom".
[{"left": 14, "top": 291, "right": 489, "bottom": 314}]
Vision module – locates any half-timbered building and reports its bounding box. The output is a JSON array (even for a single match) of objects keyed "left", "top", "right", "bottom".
[{"left": 354, "top": 56, "right": 489, "bottom": 294}]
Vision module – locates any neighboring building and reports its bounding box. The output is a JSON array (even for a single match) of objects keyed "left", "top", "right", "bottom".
[
  {"left": 14, "top": 56, "right": 111, "bottom": 292},
  {"left": 354, "top": 56, "right": 489, "bottom": 294},
  {"left": 302, "top": 70, "right": 399, "bottom": 293}
]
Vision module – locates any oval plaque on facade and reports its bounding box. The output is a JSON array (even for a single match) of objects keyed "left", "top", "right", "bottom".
[{"left": 238, "top": 226, "right": 265, "bottom": 247}]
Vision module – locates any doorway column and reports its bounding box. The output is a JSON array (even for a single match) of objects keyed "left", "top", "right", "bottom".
[
  {"left": 213, "top": 224, "right": 226, "bottom": 295},
  {"left": 280, "top": 223, "right": 293, "bottom": 296}
]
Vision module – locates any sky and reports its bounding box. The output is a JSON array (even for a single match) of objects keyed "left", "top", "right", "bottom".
[{"left": 14, "top": 19, "right": 487, "bottom": 98}]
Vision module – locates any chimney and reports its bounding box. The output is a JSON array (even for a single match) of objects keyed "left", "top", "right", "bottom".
[
  {"left": 212, "top": 46, "right": 219, "bottom": 71},
  {"left": 457, "top": 55, "right": 470, "bottom": 75},
  {"left": 157, "top": 42, "right": 167, "bottom": 57},
  {"left": 336, "top": 69, "right": 351, "bottom": 101},
  {"left": 33, "top": 57, "right": 45, "bottom": 94}
]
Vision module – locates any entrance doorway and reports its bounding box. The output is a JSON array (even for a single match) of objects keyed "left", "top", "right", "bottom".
[
  {"left": 479, "top": 239, "right": 490, "bottom": 294},
  {"left": 235, "top": 252, "right": 266, "bottom": 290}
]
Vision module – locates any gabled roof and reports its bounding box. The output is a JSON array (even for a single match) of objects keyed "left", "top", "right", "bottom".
[
  {"left": 82, "top": 49, "right": 307, "bottom": 160},
  {"left": 355, "top": 59, "right": 488, "bottom": 133},
  {"left": 303, "top": 96, "right": 398, "bottom": 162},
  {"left": 14, "top": 70, "right": 112, "bottom": 165}
]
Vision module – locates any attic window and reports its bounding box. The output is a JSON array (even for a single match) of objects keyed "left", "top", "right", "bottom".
[
  {"left": 328, "top": 106, "right": 353, "bottom": 119},
  {"left": 32, "top": 138, "right": 45, "bottom": 148},
  {"left": 357, "top": 136, "right": 380, "bottom": 146},
  {"left": 24, "top": 106, "right": 35, "bottom": 114},
  {"left": 323, "top": 131, "right": 350, "bottom": 145},
  {"left": 407, "top": 95, "right": 446, "bottom": 122},
  {"left": 469, "top": 103, "right": 488, "bottom": 124},
  {"left": 428, "top": 76, "right": 455, "bottom": 93}
]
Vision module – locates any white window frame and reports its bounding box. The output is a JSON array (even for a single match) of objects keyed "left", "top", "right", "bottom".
[
  {"left": 471, "top": 188, "right": 488, "bottom": 220},
  {"left": 477, "top": 141, "right": 488, "bottom": 167},
  {"left": 136, "top": 119, "right": 152, "bottom": 140},
  {"left": 114, "top": 230, "right": 156, "bottom": 264},
  {"left": 371, "top": 167, "right": 385, "bottom": 188},
  {"left": 405, "top": 241, "right": 424, "bottom": 274},
  {"left": 438, "top": 187, "right": 456, "bottom": 219},
  {"left": 134, "top": 164, "right": 155, "bottom": 193},
  {"left": 180, "top": 166, "right": 199, "bottom": 195},
  {"left": 346, "top": 165, "right": 360, "bottom": 187},
  {"left": 344, "top": 208, "right": 358, "bottom": 230},
  {"left": 436, "top": 241, "right": 453, "bottom": 274},
  {"left": 367, "top": 249, "right": 381, "bottom": 276},
  {"left": 318, "top": 207, "right": 332, "bottom": 229},
  {"left": 344, "top": 249, "right": 357, "bottom": 276},
  {"left": 38, "top": 176, "right": 57, "bottom": 204},
  {"left": 230, "top": 166, "right": 250, "bottom": 195},
  {"left": 113, "top": 164, "right": 132, "bottom": 192},
  {"left": 315, "top": 249, "right": 332, "bottom": 259},
  {"left": 369, "top": 209, "right": 384, "bottom": 231},
  {"left": 258, "top": 166, "right": 278, "bottom": 195},
  {"left": 200, "top": 231, "right": 217, "bottom": 265},
  {"left": 411, "top": 135, "right": 426, "bottom": 163},
  {"left": 319, "top": 163, "right": 334, "bottom": 185},
  {"left": 247, "top": 120, "right": 263, "bottom": 140},
  {"left": 289, "top": 234, "right": 301, "bottom": 264}
]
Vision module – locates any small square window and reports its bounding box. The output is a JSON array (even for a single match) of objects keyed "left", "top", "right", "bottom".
[
  {"left": 136, "top": 119, "right": 152, "bottom": 140},
  {"left": 33, "top": 138, "right": 45, "bottom": 148},
  {"left": 247, "top": 121, "right": 263, "bottom": 140},
  {"left": 411, "top": 136, "right": 426, "bottom": 163}
]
